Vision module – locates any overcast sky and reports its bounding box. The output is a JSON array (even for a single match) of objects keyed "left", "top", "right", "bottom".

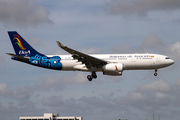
[{"left": 0, "top": 0, "right": 180, "bottom": 120}]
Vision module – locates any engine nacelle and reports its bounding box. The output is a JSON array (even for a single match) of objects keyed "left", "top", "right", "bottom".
[{"left": 102, "top": 63, "right": 123, "bottom": 76}]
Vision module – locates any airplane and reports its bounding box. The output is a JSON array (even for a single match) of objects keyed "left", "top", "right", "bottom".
[{"left": 7, "top": 31, "right": 175, "bottom": 81}]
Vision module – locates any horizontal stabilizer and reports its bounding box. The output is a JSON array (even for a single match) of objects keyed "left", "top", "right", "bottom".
[{"left": 6, "top": 53, "right": 30, "bottom": 62}]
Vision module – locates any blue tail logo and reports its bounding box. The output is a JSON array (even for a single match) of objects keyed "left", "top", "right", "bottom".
[
  {"left": 8, "top": 31, "right": 44, "bottom": 57},
  {"left": 13, "top": 34, "right": 27, "bottom": 50}
]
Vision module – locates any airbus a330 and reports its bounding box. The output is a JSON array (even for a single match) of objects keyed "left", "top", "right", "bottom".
[{"left": 7, "top": 31, "right": 174, "bottom": 81}]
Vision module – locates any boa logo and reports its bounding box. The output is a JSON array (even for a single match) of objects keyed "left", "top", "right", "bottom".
[
  {"left": 13, "top": 34, "right": 26, "bottom": 50},
  {"left": 19, "top": 50, "right": 30, "bottom": 55}
]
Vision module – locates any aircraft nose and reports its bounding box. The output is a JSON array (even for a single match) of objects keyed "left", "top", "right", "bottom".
[{"left": 170, "top": 59, "right": 175, "bottom": 65}]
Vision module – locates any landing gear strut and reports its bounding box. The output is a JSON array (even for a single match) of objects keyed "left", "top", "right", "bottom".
[
  {"left": 91, "top": 71, "right": 97, "bottom": 79},
  {"left": 87, "top": 72, "right": 97, "bottom": 81},
  {"left": 154, "top": 69, "right": 158, "bottom": 76}
]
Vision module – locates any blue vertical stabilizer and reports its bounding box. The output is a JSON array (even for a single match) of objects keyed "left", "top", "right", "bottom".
[{"left": 8, "top": 31, "right": 44, "bottom": 57}]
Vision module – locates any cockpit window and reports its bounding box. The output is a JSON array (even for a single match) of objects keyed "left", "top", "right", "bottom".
[{"left": 165, "top": 57, "right": 170, "bottom": 59}]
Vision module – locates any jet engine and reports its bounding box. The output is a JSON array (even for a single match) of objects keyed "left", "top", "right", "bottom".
[{"left": 102, "top": 63, "right": 123, "bottom": 76}]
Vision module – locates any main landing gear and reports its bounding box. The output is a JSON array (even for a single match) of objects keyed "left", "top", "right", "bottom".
[
  {"left": 154, "top": 69, "right": 158, "bottom": 76},
  {"left": 87, "top": 71, "right": 97, "bottom": 81}
]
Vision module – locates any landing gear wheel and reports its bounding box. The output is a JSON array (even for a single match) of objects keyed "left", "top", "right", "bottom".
[
  {"left": 91, "top": 72, "right": 97, "bottom": 79},
  {"left": 154, "top": 73, "right": 157, "bottom": 76},
  {"left": 87, "top": 71, "right": 97, "bottom": 81},
  {"left": 87, "top": 75, "right": 92, "bottom": 81}
]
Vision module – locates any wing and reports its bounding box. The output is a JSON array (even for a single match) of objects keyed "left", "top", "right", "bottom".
[{"left": 56, "top": 41, "right": 107, "bottom": 69}]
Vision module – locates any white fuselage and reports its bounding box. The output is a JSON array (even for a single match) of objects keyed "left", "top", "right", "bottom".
[{"left": 46, "top": 53, "right": 174, "bottom": 72}]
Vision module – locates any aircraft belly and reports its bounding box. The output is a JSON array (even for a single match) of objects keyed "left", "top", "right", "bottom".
[
  {"left": 73, "top": 64, "right": 89, "bottom": 71},
  {"left": 60, "top": 60, "right": 82, "bottom": 71},
  {"left": 124, "top": 61, "right": 156, "bottom": 70}
]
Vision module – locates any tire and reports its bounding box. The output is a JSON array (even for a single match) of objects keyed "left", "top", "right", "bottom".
[
  {"left": 87, "top": 75, "right": 92, "bottom": 81},
  {"left": 154, "top": 73, "right": 157, "bottom": 76}
]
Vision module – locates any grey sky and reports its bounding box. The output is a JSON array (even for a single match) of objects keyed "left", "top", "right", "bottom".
[
  {"left": 0, "top": 0, "right": 52, "bottom": 28},
  {"left": 0, "top": 0, "right": 180, "bottom": 120},
  {"left": 106, "top": 0, "right": 180, "bottom": 17}
]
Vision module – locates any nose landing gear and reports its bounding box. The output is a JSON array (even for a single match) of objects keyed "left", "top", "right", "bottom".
[
  {"left": 87, "top": 71, "right": 97, "bottom": 81},
  {"left": 154, "top": 69, "right": 158, "bottom": 76}
]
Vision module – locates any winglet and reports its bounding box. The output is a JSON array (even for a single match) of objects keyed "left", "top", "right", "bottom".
[{"left": 56, "top": 41, "right": 65, "bottom": 48}]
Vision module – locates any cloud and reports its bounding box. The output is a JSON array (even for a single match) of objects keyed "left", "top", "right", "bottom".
[
  {"left": 112, "top": 44, "right": 132, "bottom": 54},
  {"left": 141, "top": 33, "right": 164, "bottom": 51},
  {"left": 42, "top": 95, "right": 120, "bottom": 116},
  {"left": 0, "top": 83, "right": 9, "bottom": 96},
  {"left": 81, "top": 48, "right": 101, "bottom": 54},
  {"left": 0, "top": 73, "right": 89, "bottom": 101},
  {"left": 105, "top": 0, "right": 180, "bottom": 16},
  {"left": 0, "top": 74, "right": 86, "bottom": 100},
  {"left": 0, "top": 0, "right": 53, "bottom": 28},
  {"left": 112, "top": 79, "right": 179, "bottom": 118},
  {"left": 112, "top": 33, "right": 165, "bottom": 54},
  {"left": 41, "top": 78, "right": 180, "bottom": 120},
  {"left": 0, "top": 83, "right": 33, "bottom": 99},
  {"left": 175, "top": 79, "right": 180, "bottom": 87},
  {"left": 0, "top": 100, "right": 43, "bottom": 120},
  {"left": 36, "top": 75, "right": 67, "bottom": 91},
  {"left": 62, "top": 72, "right": 88, "bottom": 84},
  {"left": 29, "top": 38, "right": 42, "bottom": 46},
  {"left": 140, "top": 33, "right": 180, "bottom": 62},
  {"left": 12, "top": 86, "right": 34, "bottom": 99},
  {"left": 36, "top": 72, "right": 88, "bottom": 91},
  {"left": 54, "top": 46, "right": 101, "bottom": 55},
  {"left": 1, "top": 78, "right": 180, "bottom": 120},
  {"left": 139, "top": 79, "right": 170, "bottom": 92},
  {"left": 112, "top": 33, "right": 180, "bottom": 62},
  {"left": 166, "top": 41, "right": 180, "bottom": 60}
]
